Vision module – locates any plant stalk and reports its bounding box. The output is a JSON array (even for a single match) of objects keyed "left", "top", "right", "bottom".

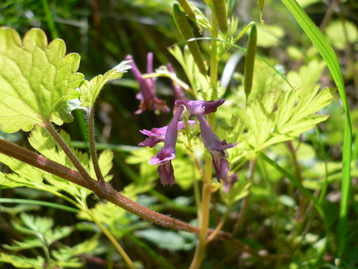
[
  {"left": 0, "top": 138, "right": 230, "bottom": 239},
  {"left": 87, "top": 107, "right": 105, "bottom": 183}
]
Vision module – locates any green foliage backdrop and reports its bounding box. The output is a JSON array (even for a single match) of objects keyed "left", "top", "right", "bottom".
[{"left": 0, "top": 0, "right": 357, "bottom": 268}]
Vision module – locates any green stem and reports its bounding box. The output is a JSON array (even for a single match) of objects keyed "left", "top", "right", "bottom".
[
  {"left": 0, "top": 138, "right": 233, "bottom": 240},
  {"left": 43, "top": 121, "right": 94, "bottom": 184},
  {"left": 207, "top": 208, "right": 230, "bottom": 243},
  {"left": 189, "top": 156, "right": 212, "bottom": 269},
  {"left": 280, "top": 0, "right": 352, "bottom": 257},
  {"left": 0, "top": 198, "right": 79, "bottom": 214},
  {"left": 84, "top": 208, "right": 135, "bottom": 269}
]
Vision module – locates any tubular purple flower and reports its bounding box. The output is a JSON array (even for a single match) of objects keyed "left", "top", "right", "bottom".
[
  {"left": 223, "top": 173, "right": 238, "bottom": 193},
  {"left": 175, "top": 99, "right": 225, "bottom": 115},
  {"left": 167, "top": 63, "right": 185, "bottom": 101},
  {"left": 148, "top": 106, "right": 185, "bottom": 185},
  {"left": 125, "top": 53, "right": 169, "bottom": 114},
  {"left": 139, "top": 120, "right": 196, "bottom": 148},
  {"left": 196, "top": 114, "right": 237, "bottom": 181}
]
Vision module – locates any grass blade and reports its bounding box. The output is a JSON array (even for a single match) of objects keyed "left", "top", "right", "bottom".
[
  {"left": 0, "top": 198, "right": 80, "bottom": 213},
  {"left": 258, "top": 152, "right": 324, "bottom": 218},
  {"left": 281, "top": 0, "right": 352, "bottom": 257}
]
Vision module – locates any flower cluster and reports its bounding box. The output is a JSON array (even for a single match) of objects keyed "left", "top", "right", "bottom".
[
  {"left": 127, "top": 53, "right": 237, "bottom": 185},
  {"left": 139, "top": 99, "right": 237, "bottom": 185}
]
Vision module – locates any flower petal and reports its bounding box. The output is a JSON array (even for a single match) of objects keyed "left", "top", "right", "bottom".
[
  {"left": 126, "top": 53, "right": 169, "bottom": 114},
  {"left": 158, "top": 161, "right": 175, "bottom": 186},
  {"left": 175, "top": 99, "right": 225, "bottom": 115},
  {"left": 196, "top": 114, "right": 237, "bottom": 181}
]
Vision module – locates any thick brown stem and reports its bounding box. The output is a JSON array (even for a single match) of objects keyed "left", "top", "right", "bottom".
[
  {"left": 0, "top": 138, "right": 228, "bottom": 238},
  {"left": 0, "top": 138, "right": 286, "bottom": 261}
]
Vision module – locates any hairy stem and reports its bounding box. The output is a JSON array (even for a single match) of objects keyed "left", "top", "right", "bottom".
[
  {"left": 87, "top": 108, "right": 105, "bottom": 183},
  {"left": 43, "top": 121, "right": 94, "bottom": 184},
  {"left": 0, "top": 138, "right": 284, "bottom": 261},
  {"left": 0, "top": 138, "right": 227, "bottom": 238}
]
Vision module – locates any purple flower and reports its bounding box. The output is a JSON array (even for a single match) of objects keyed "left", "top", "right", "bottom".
[
  {"left": 139, "top": 120, "right": 196, "bottom": 148},
  {"left": 126, "top": 53, "right": 170, "bottom": 114},
  {"left": 175, "top": 99, "right": 225, "bottom": 115},
  {"left": 148, "top": 106, "right": 185, "bottom": 185},
  {"left": 223, "top": 173, "right": 238, "bottom": 193},
  {"left": 167, "top": 63, "right": 185, "bottom": 101},
  {"left": 196, "top": 114, "right": 237, "bottom": 181}
]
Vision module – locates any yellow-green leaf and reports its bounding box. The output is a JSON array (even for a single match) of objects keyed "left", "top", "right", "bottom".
[
  {"left": 0, "top": 27, "right": 84, "bottom": 132},
  {"left": 79, "top": 61, "right": 131, "bottom": 107}
]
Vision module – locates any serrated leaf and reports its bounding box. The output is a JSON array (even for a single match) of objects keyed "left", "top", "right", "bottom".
[
  {"left": 19, "top": 213, "right": 53, "bottom": 234},
  {"left": 27, "top": 126, "right": 93, "bottom": 200},
  {"left": 51, "top": 238, "right": 98, "bottom": 261},
  {"left": 0, "top": 253, "right": 44, "bottom": 269},
  {"left": 79, "top": 61, "right": 131, "bottom": 107},
  {"left": 287, "top": 60, "right": 326, "bottom": 87},
  {"left": 3, "top": 239, "right": 43, "bottom": 252},
  {"left": 244, "top": 85, "right": 335, "bottom": 150},
  {"left": 168, "top": 45, "right": 210, "bottom": 99},
  {"left": 45, "top": 226, "right": 74, "bottom": 245},
  {"left": 88, "top": 149, "right": 113, "bottom": 181},
  {"left": 135, "top": 228, "right": 195, "bottom": 251},
  {"left": 0, "top": 153, "right": 50, "bottom": 191},
  {"left": 28, "top": 126, "right": 89, "bottom": 169},
  {"left": 191, "top": 4, "right": 211, "bottom": 33},
  {"left": 0, "top": 27, "right": 84, "bottom": 132},
  {"left": 77, "top": 201, "right": 132, "bottom": 238}
]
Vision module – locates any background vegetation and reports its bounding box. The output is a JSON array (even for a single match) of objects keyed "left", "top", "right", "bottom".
[{"left": 0, "top": 0, "right": 357, "bottom": 268}]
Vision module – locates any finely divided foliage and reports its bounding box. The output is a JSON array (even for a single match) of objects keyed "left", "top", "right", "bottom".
[
  {"left": 244, "top": 85, "right": 335, "bottom": 150},
  {"left": 0, "top": 16, "right": 341, "bottom": 267}
]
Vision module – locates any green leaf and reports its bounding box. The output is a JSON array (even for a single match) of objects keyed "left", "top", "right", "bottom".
[
  {"left": 287, "top": 60, "right": 326, "bottom": 87},
  {"left": 281, "top": 0, "right": 352, "bottom": 256},
  {"left": 256, "top": 24, "right": 285, "bottom": 48},
  {"left": 245, "top": 85, "right": 335, "bottom": 150},
  {"left": 79, "top": 61, "right": 131, "bottom": 107},
  {"left": 168, "top": 45, "right": 210, "bottom": 99},
  {"left": 220, "top": 178, "right": 251, "bottom": 206},
  {"left": 0, "top": 153, "right": 49, "bottom": 191},
  {"left": 135, "top": 228, "right": 196, "bottom": 251},
  {"left": 19, "top": 213, "right": 53, "bottom": 234},
  {"left": 325, "top": 20, "right": 358, "bottom": 50},
  {"left": 0, "top": 27, "right": 84, "bottom": 132},
  {"left": 77, "top": 201, "right": 132, "bottom": 238},
  {"left": 0, "top": 253, "right": 44, "bottom": 269},
  {"left": 5, "top": 214, "right": 74, "bottom": 251},
  {"left": 3, "top": 239, "right": 43, "bottom": 252},
  {"left": 89, "top": 149, "right": 113, "bottom": 182},
  {"left": 27, "top": 126, "right": 95, "bottom": 200},
  {"left": 28, "top": 126, "right": 89, "bottom": 169},
  {"left": 51, "top": 238, "right": 98, "bottom": 261}
]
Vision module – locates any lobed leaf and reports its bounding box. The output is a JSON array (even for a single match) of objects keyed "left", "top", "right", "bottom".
[
  {"left": 0, "top": 253, "right": 44, "bottom": 268},
  {"left": 79, "top": 61, "right": 131, "bottom": 107},
  {"left": 244, "top": 85, "right": 335, "bottom": 151},
  {"left": 0, "top": 27, "right": 84, "bottom": 132}
]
